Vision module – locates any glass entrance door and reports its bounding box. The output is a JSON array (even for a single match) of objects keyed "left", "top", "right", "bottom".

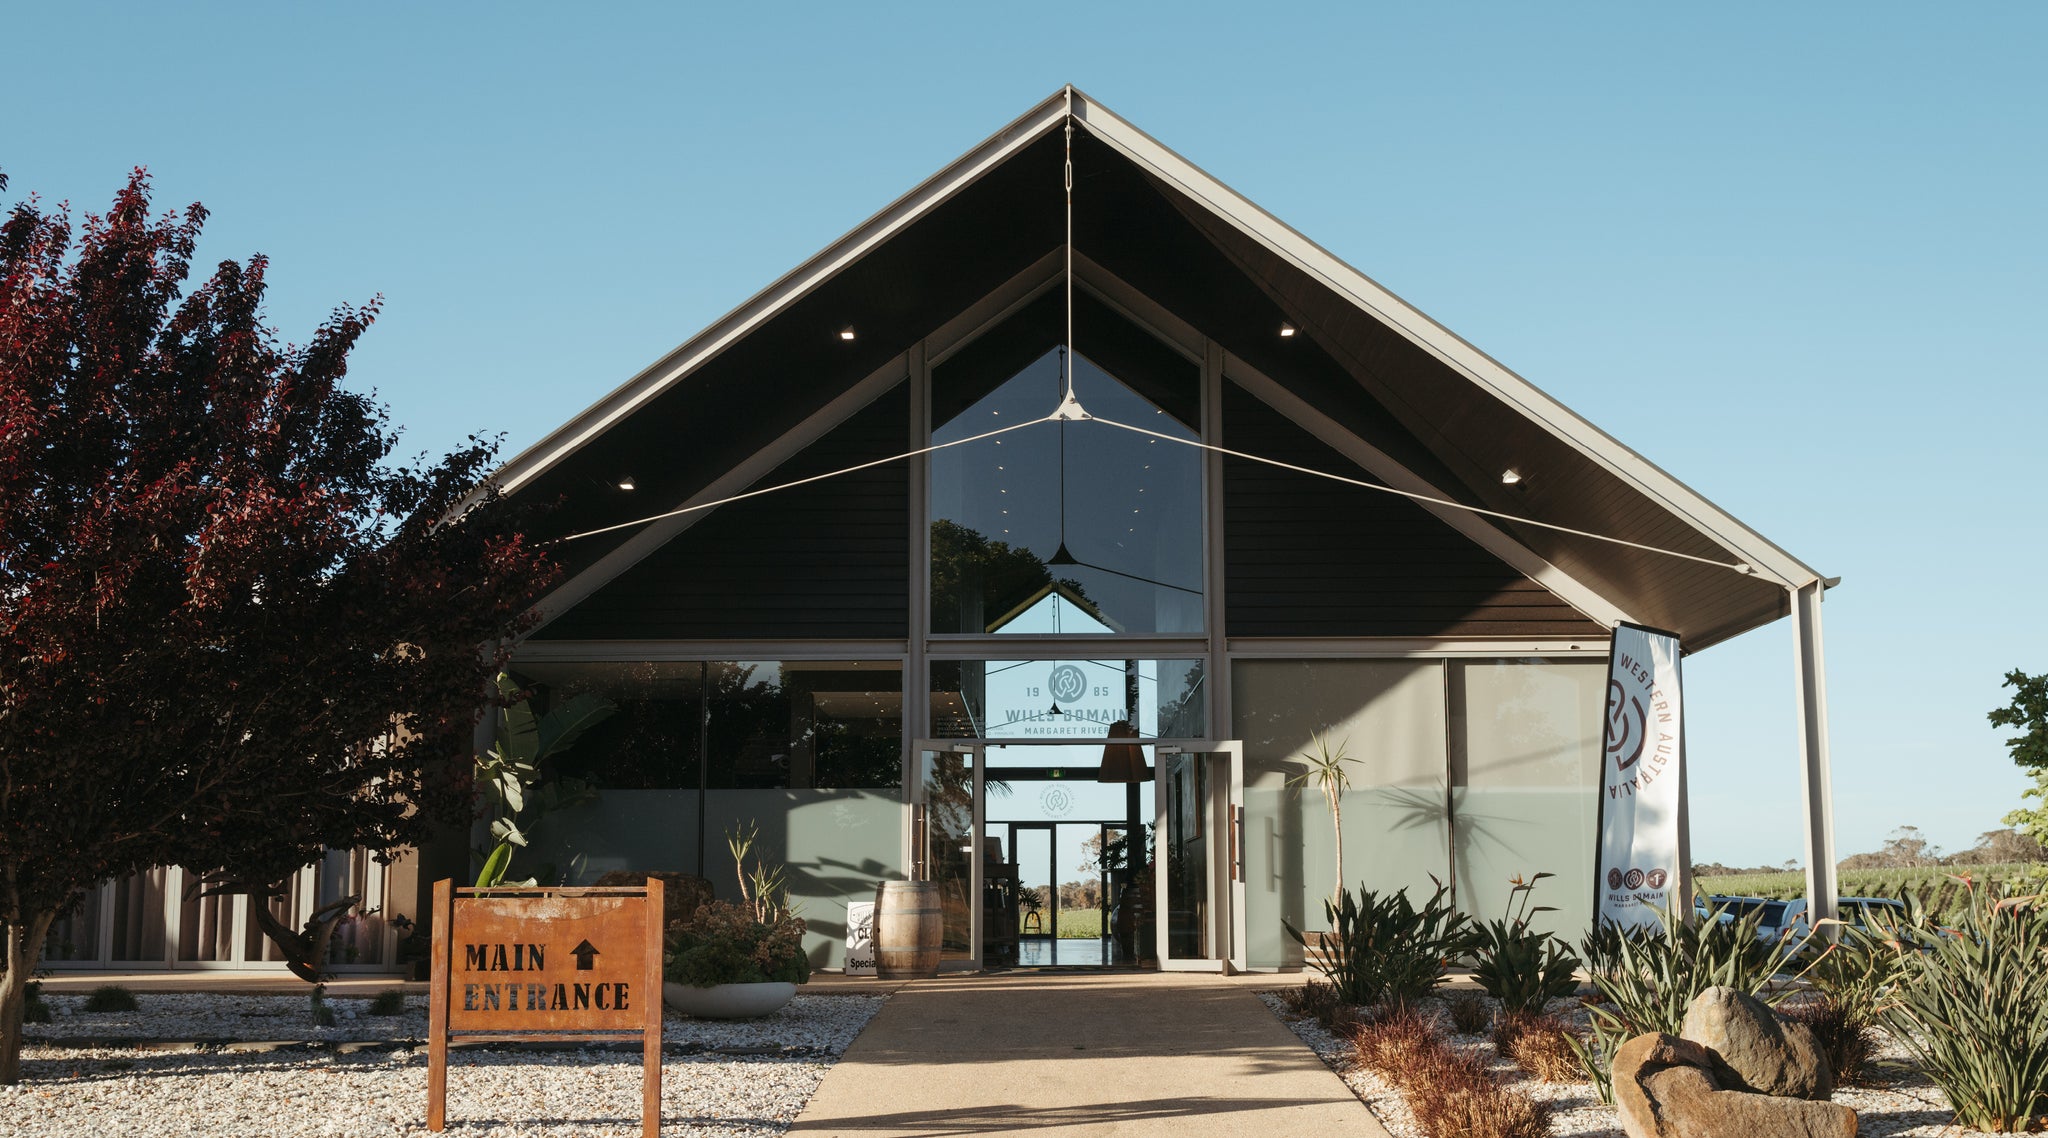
[
  {"left": 1154, "top": 742, "right": 1246, "bottom": 973},
  {"left": 911, "top": 742, "right": 982, "bottom": 970}
]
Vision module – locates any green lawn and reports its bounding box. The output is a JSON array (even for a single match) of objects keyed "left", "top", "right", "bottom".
[{"left": 1698, "top": 862, "right": 2045, "bottom": 923}]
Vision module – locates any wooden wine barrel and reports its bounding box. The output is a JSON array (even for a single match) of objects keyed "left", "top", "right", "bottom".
[{"left": 874, "top": 880, "right": 942, "bottom": 979}]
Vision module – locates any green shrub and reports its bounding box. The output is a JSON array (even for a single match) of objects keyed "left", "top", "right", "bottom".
[
  {"left": 1465, "top": 872, "right": 1581, "bottom": 1016},
  {"left": 1877, "top": 878, "right": 2048, "bottom": 1132},
  {"left": 23, "top": 980, "right": 52, "bottom": 1024},
  {"left": 82, "top": 984, "right": 138, "bottom": 1013},
  {"left": 366, "top": 989, "right": 408, "bottom": 1017},
  {"left": 1568, "top": 901, "right": 1801, "bottom": 1103},
  {"left": 663, "top": 900, "right": 810, "bottom": 987},
  {"left": 1285, "top": 879, "right": 1466, "bottom": 1007}
]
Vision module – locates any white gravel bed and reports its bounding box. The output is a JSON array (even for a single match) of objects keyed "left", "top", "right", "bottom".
[
  {"left": 1, "top": 994, "right": 885, "bottom": 1137},
  {"left": 1259, "top": 990, "right": 1973, "bottom": 1138}
]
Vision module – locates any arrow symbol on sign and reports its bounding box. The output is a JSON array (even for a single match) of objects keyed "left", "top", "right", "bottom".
[{"left": 571, "top": 939, "right": 599, "bottom": 970}]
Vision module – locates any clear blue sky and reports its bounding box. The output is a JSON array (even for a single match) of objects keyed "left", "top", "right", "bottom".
[{"left": 8, "top": 2, "right": 2043, "bottom": 867}]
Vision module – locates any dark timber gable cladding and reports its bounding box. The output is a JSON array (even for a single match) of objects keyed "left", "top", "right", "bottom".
[
  {"left": 534, "top": 386, "right": 911, "bottom": 640},
  {"left": 1223, "top": 384, "right": 1603, "bottom": 639}
]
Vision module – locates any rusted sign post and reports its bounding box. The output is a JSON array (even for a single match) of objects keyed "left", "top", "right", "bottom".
[{"left": 427, "top": 879, "right": 665, "bottom": 1136}]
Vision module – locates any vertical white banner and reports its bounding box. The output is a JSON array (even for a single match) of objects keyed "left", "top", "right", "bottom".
[
  {"left": 844, "top": 901, "right": 876, "bottom": 975},
  {"left": 1595, "top": 623, "right": 1686, "bottom": 932}
]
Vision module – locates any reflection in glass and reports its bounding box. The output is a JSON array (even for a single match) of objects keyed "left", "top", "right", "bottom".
[
  {"left": 1163, "top": 753, "right": 1212, "bottom": 959},
  {"left": 516, "top": 662, "right": 704, "bottom": 789},
  {"left": 929, "top": 658, "right": 1206, "bottom": 741},
  {"left": 516, "top": 660, "right": 902, "bottom": 791},
  {"left": 917, "top": 748, "right": 976, "bottom": 960},
  {"left": 930, "top": 318, "right": 1203, "bottom": 635}
]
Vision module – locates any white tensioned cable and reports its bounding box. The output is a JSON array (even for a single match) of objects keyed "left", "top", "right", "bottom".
[
  {"left": 1063, "top": 85, "right": 1076, "bottom": 402},
  {"left": 551, "top": 415, "right": 1056, "bottom": 545},
  {"left": 1083, "top": 413, "right": 1758, "bottom": 576}
]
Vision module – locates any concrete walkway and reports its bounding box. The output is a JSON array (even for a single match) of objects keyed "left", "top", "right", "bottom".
[{"left": 791, "top": 971, "right": 1390, "bottom": 1137}]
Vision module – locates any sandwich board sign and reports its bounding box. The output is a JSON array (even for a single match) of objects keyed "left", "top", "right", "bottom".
[
  {"left": 844, "top": 900, "right": 876, "bottom": 976},
  {"left": 427, "top": 879, "right": 665, "bottom": 1136}
]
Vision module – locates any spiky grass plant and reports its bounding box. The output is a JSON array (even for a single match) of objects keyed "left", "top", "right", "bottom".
[
  {"left": 1877, "top": 878, "right": 2048, "bottom": 1132},
  {"left": 1445, "top": 990, "right": 1491, "bottom": 1034},
  {"left": 1567, "top": 900, "right": 1802, "bottom": 1103},
  {"left": 1285, "top": 879, "right": 1467, "bottom": 1007},
  {"left": 1494, "top": 1011, "right": 1584, "bottom": 1083},
  {"left": 1466, "top": 872, "right": 1581, "bottom": 1016},
  {"left": 366, "top": 988, "right": 407, "bottom": 1017}
]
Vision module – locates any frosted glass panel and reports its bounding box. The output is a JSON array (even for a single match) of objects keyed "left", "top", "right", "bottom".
[
  {"left": 526, "top": 790, "right": 702, "bottom": 886},
  {"left": 1451, "top": 659, "right": 1605, "bottom": 940},
  {"left": 1233, "top": 659, "right": 1449, "bottom": 968},
  {"left": 704, "top": 789, "right": 904, "bottom": 969}
]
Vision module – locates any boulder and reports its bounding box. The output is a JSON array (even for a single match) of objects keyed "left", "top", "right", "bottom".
[
  {"left": 1681, "top": 986, "right": 1834, "bottom": 1099},
  {"left": 1614, "top": 1033, "right": 1857, "bottom": 1138}
]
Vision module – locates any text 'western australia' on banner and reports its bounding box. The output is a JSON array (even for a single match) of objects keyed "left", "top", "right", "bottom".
[{"left": 1594, "top": 623, "right": 1685, "bottom": 932}]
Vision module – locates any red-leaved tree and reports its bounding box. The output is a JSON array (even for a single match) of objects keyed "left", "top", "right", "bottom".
[{"left": 0, "top": 169, "right": 555, "bottom": 1083}]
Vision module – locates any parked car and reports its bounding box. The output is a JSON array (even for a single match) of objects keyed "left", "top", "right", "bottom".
[{"left": 1698, "top": 894, "right": 1806, "bottom": 942}]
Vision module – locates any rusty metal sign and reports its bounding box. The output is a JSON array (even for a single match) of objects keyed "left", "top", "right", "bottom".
[{"left": 427, "top": 879, "right": 664, "bottom": 1135}]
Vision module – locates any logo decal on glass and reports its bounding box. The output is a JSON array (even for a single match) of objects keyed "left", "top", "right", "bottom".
[
  {"left": 1048, "top": 664, "right": 1088, "bottom": 704},
  {"left": 1040, "top": 785, "right": 1074, "bottom": 818}
]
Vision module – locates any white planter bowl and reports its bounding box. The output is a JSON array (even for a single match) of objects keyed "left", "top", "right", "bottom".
[{"left": 662, "top": 980, "right": 797, "bottom": 1019}]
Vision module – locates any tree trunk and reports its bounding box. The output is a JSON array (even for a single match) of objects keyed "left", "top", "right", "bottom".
[
  {"left": 242, "top": 888, "right": 360, "bottom": 984},
  {"left": 1, "top": 910, "right": 58, "bottom": 1085},
  {"left": 1329, "top": 789, "right": 1345, "bottom": 908}
]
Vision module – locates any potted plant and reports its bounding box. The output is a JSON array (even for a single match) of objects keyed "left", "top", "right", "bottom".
[{"left": 662, "top": 823, "right": 810, "bottom": 1018}]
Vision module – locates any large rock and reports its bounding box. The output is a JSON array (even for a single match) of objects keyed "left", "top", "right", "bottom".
[
  {"left": 1681, "top": 986, "right": 1834, "bottom": 1099},
  {"left": 1614, "top": 1033, "right": 1857, "bottom": 1138}
]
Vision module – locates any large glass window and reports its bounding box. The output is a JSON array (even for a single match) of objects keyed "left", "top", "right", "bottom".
[
  {"left": 515, "top": 660, "right": 902, "bottom": 791},
  {"left": 1450, "top": 658, "right": 1604, "bottom": 940},
  {"left": 929, "top": 658, "right": 1207, "bottom": 740},
  {"left": 707, "top": 660, "right": 903, "bottom": 789},
  {"left": 518, "top": 662, "right": 704, "bottom": 790},
  {"left": 1232, "top": 659, "right": 1451, "bottom": 966},
  {"left": 929, "top": 297, "right": 1203, "bottom": 636}
]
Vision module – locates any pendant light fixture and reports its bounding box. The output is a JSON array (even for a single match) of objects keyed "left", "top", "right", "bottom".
[{"left": 1097, "top": 718, "right": 1146, "bottom": 783}]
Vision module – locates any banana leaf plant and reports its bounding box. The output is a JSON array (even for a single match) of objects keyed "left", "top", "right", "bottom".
[{"left": 474, "top": 672, "right": 613, "bottom": 887}]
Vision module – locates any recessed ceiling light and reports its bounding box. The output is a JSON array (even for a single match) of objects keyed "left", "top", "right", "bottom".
[
  {"left": 1501, "top": 469, "right": 1522, "bottom": 486},
  {"left": 1279, "top": 324, "right": 1297, "bottom": 338},
  {"left": 617, "top": 476, "right": 637, "bottom": 491},
  {"left": 839, "top": 327, "right": 856, "bottom": 341}
]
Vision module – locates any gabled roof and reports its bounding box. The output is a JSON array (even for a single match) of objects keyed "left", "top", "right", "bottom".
[{"left": 501, "top": 88, "right": 1826, "bottom": 650}]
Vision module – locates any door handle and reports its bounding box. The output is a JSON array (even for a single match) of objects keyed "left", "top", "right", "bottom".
[{"left": 1231, "top": 807, "right": 1245, "bottom": 883}]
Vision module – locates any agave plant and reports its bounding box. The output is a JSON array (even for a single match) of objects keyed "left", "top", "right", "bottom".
[
  {"left": 1877, "top": 877, "right": 2048, "bottom": 1132},
  {"left": 1465, "top": 872, "right": 1581, "bottom": 1016},
  {"left": 1568, "top": 900, "right": 1804, "bottom": 1103},
  {"left": 1285, "top": 879, "right": 1467, "bottom": 1007}
]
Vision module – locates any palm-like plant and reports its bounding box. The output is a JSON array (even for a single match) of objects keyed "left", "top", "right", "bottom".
[
  {"left": 1288, "top": 732, "right": 1358, "bottom": 906},
  {"left": 474, "top": 673, "right": 613, "bottom": 887}
]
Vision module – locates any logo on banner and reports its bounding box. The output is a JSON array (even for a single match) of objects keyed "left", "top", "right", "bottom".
[
  {"left": 1595, "top": 624, "right": 1687, "bottom": 934},
  {"left": 1605, "top": 649, "right": 1677, "bottom": 800},
  {"left": 1606, "top": 680, "right": 1648, "bottom": 771}
]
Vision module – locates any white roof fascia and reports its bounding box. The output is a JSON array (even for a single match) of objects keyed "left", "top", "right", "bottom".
[
  {"left": 489, "top": 92, "right": 1073, "bottom": 498},
  {"left": 1067, "top": 91, "right": 1821, "bottom": 591},
  {"left": 1224, "top": 353, "right": 1636, "bottom": 632}
]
